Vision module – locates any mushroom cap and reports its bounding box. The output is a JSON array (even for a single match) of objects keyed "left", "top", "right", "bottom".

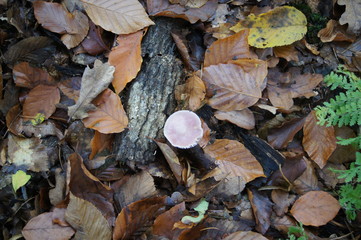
[{"left": 163, "top": 110, "right": 203, "bottom": 149}]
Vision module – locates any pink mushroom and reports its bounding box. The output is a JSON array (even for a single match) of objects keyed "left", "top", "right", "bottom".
[{"left": 163, "top": 110, "right": 203, "bottom": 149}]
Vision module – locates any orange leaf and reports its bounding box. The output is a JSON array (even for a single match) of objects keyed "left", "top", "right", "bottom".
[
  {"left": 202, "top": 61, "right": 266, "bottom": 111},
  {"left": 273, "top": 45, "right": 299, "bottom": 62},
  {"left": 204, "top": 139, "right": 264, "bottom": 182},
  {"left": 109, "top": 30, "right": 144, "bottom": 94},
  {"left": 302, "top": 111, "right": 336, "bottom": 169},
  {"left": 13, "top": 62, "right": 55, "bottom": 88},
  {"left": 23, "top": 85, "right": 60, "bottom": 119},
  {"left": 82, "top": 89, "right": 128, "bottom": 134},
  {"left": 33, "top": 1, "right": 89, "bottom": 49},
  {"left": 89, "top": 130, "right": 114, "bottom": 159},
  {"left": 204, "top": 30, "right": 251, "bottom": 67},
  {"left": 290, "top": 191, "right": 340, "bottom": 226},
  {"left": 318, "top": 19, "right": 355, "bottom": 43}
]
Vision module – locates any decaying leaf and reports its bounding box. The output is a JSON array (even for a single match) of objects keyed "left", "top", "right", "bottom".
[
  {"left": 89, "top": 130, "right": 113, "bottom": 159},
  {"left": 65, "top": 193, "right": 112, "bottom": 240},
  {"left": 82, "top": 89, "right": 128, "bottom": 134},
  {"left": 318, "top": 19, "right": 355, "bottom": 43},
  {"left": 109, "top": 30, "right": 144, "bottom": 94},
  {"left": 82, "top": 0, "right": 154, "bottom": 34},
  {"left": 13, "top": 62, "right": 55, "bottom": 88},
  {"left": 204, "top": 29, "right": 251, "bottom": 67},
  {"left": 231, "top": 6, "right": 307, "bottom": 48},
  {"left": 8, "top": 134, "right": 56, "bottom": 172},
  {"left": 223, "top": 231, "right": 268, "bottom": 240},
  {"left": 338, "top": 0, "right": 361, "bottom": 35},
  {"left": 214, "top": 109, "right": 255, "bottom": 130},
  {"left": 33, "top": 1, "right": 89, "bottom": 49},
  {"left": 175, "top": 74, "right": 206, "bottom": 111},
  {"left": 248, "top": 188, "right": 272, "bottom": 234},
  {"left": 202, "top": 61, "right": 266, "bottom": 111},
  {"left": 290, "top": 191, "right": 340, "bottom": 226},
  {"left": 113, "top": 196, "right": 166, "bottom": 240},
  {"left": 68, "top": 60, "right": 115, "bottom": 120},
  {"left": 204, "top": 139, "right": 265, "bottom": 183},
  {"left": 273, "top": 45, "right": 299, "bottom": 62},
  {"left": 147, "top": 0, "right": 217, "bottom": 24},
  {"left": 23, "top": 84, "right": 60, "bottom": 119},
  {"left": 302, "top": 111, "right": 336, "bottom": 169},
  {"left": 23, "top": 208, "right": 75, "bottom": 240}
]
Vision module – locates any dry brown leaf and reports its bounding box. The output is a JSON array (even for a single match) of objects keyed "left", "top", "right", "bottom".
[
  {"left": 13, "top": 62, "right": 55, "bottom": 88},
  {"left": 175, "top": 74, "right": 206, "bottom": 111},
  {"left": 112, "top": 171, "right": 158, "bottom": 209},
  {"left": 82, "top": 0, "right": 154, "bottom": 34},
  {"left": 338, "top": 0, "right": 361, "bottom": 35},
  {"left": 68, "top": 153, "right": 115, "bottom": 226},
  {"left": 153, "top": 202, "right": 186, "bottom": 239},
  {"left": 267, "top": 68, "right": 323, "bottom": 110},
  {"left": 68, "top": 60, "right": 115, "bottom": 120},
  {"left": 248, "top": 188, "right": 272, "bottom": 234},
  {"left": 113, "top": 196, "right": 166, "bottom": 240},
  {"left": 33, "top": 1, "right": 89, "bottom": 49},
  {"left": 293, "top": 158, "right": 320, "bottom": 195},
  {"left": 22, "top": 208, "right": 75, "bottom": 240},
  {"left": 8, "top": 134, "right": 56, "bottom": 172},
  {"left": 23, "top": 84, "right": 60, "bottom": 119},
  {"left": 290, "top": 191, "right": 340, "bottom": 226},
  {"left": 273, "top": 45, "right": 299, "bottom": 62},
  {"left": 147, "top": 0, "right": 217, "bottom": 24},
  {"left": 302, "top": 111, "right": 336, "bottom": 169},
  {"left": 271, "top": 190, "right": 296, "bottom": 217},
  {"left": 222, "top": 231, "right": 268, "bottom": 240},
  {"left": 65, "top": 193, "right": 112, "bottom": 240},
  {"left": 109, "top": 30, "right": 144, "bottom": 94},
  {"left": 204, "top": 29, "right": 251, "bottom": 67},
  {"left": 204, "top": 139, "right": 265, "bottom": 183},
  {"left": 155, "top": 140, "right": 183, "bottom": 184},
  {"left": 89, "top": 130, "right": 113, "bottom": 159},
  {"left": 202, "top": 62, "right": 265, "bottom": 111},
  {"left": 214, "top": 109, "right": 255, "bottom": 130},
  {"left": 318, "top": 19, "right": 355, "bottom": 43},
  {"left": 58, "top": 77, "right": 81, "bottom": 102},
  {"left": 82, "top": 89, "right": 128, "bottom": 134},
  {"left": 81, "top": 21, "right": 110, "bottom": 55}
]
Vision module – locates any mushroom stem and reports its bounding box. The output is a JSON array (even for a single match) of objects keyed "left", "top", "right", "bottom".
[{"left": 179, "top": 144, "right": 216, "bottom": 171}]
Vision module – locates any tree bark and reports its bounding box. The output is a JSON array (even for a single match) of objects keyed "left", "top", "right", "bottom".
[{"left": 114, "top": 18, "right": 185, "bottom": 168}]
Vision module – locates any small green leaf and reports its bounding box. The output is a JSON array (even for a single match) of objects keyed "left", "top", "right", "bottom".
[
  {"left": 31, "top": 113, "right": 45, "bottom": 126},
  {"left": 12, "top": 170, "right": 31, "bottom": 192},
  {"left": 181, "top": 199, "right": 209, "bottom": 224}
]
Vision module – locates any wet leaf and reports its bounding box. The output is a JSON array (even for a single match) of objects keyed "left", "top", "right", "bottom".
[
  {"left": 69, "top": 153, "right": 115, "bottom": 226},
  {"left": 290, "top": 191, "right": 340, "bottom": 226},
  {"left": 12, "top": 170, "right": 31, "bottom": 192},
  {"left": 202, "top": 62, "right": 265, "bottom": 111},
  {"left": 109, "top": 30, "right": 144, "bottom": 94},
  {"left": 204, "top": 29, "right": 251, "bottom": 67},
  {"left": 222, "top": 231, "right": 268, "bottom": 240},
  {"left": 113, "top": 196, "right": 166, "bottom": 240},
  {"left": 204, "top": 139, "right": 265, "bottom": 183},
  {"left": 13, "top": 62, "right": 55, "bottom": 88},
  {"left": 65, "top": 193, "right": 112, "bottom": 240},
  {"left": 153, "top": 202, "right": 186, "bottom": 239},
  {"left": 214, "top": 109, "right": 255, "bottom": 130},
  {"left": 23, "top": 208, "right": 75, "bottom": 240},
  {"left": 89, "top": 130, "right": 113, "bottom": 159},
  {"left": 231, "top": 6, "right": 307, "bottom": 48},
  {"left": 82, "top": 89, "right": 128, "bottom": 134},
  {"left": 302, "top": 111, "right": 337, "bottom": 169},
  {"left": 147, "top": 0, "right": 217, "bottom": 24},
  {"left": 82, "top": 0, "right": 154, "bottom": 34},
  {"left": 23, "top": 84, "right": 60, "bottom": 119},
  {"left": 68, "top": 60, "right": 115, "bottom": 120}
]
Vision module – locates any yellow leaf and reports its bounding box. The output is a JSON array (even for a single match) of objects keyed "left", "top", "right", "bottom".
[
  {"left": 31, "top": 113, "right": 45, "bottom": 126},
  {"left": 12, "top": 170, "right": 31, "bottom": 192},
  {"left": 231, "top": 6, "right": 307, "bottom": 48}
]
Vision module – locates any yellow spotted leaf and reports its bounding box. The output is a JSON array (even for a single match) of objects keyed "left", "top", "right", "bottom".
[{"left": 231, "top": 6, "right": 307, "bottom": 48}]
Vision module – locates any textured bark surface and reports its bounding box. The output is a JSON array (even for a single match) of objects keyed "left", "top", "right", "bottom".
[{"left": 114, "top": 18, "right": 185, "bottom": 167}]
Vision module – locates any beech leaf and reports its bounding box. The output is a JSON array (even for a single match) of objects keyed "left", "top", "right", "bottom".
[
  {"left": 68, "top": 60, "right": 115, "bottom": 120},
  {"left": 82, "top": 89, "right": 128, "bottom": 134},
  {"left": 81, "top": 0, "right": 154, "bottom": 34},
  {"left": 302, "top": 111, "right": 337, "bottom": 169},
  {"left": 290, "top": 191, "right": 340, "bottom": 226},
  {"left": 204, "top": 139, "right": 265, "bottom": 183},
  {"left": 231, "top": 6, "right": 307, "bottom": 48},
  {"left": 222, "top": 231, "right": 268, "bottom": 240},
  {"left": 13, "top": 62, "right": 55, "bottom": 88},
  {"left": 109, "top": 30, "right": 144, "bottom": 94},
  {"left": 214, "top": 109, "right": 255, "bottom": 130}
]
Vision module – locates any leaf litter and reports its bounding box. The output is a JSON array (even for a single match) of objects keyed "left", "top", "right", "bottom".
[{"left": 0, "top": 0, "right": 360, "bottom": 239}]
